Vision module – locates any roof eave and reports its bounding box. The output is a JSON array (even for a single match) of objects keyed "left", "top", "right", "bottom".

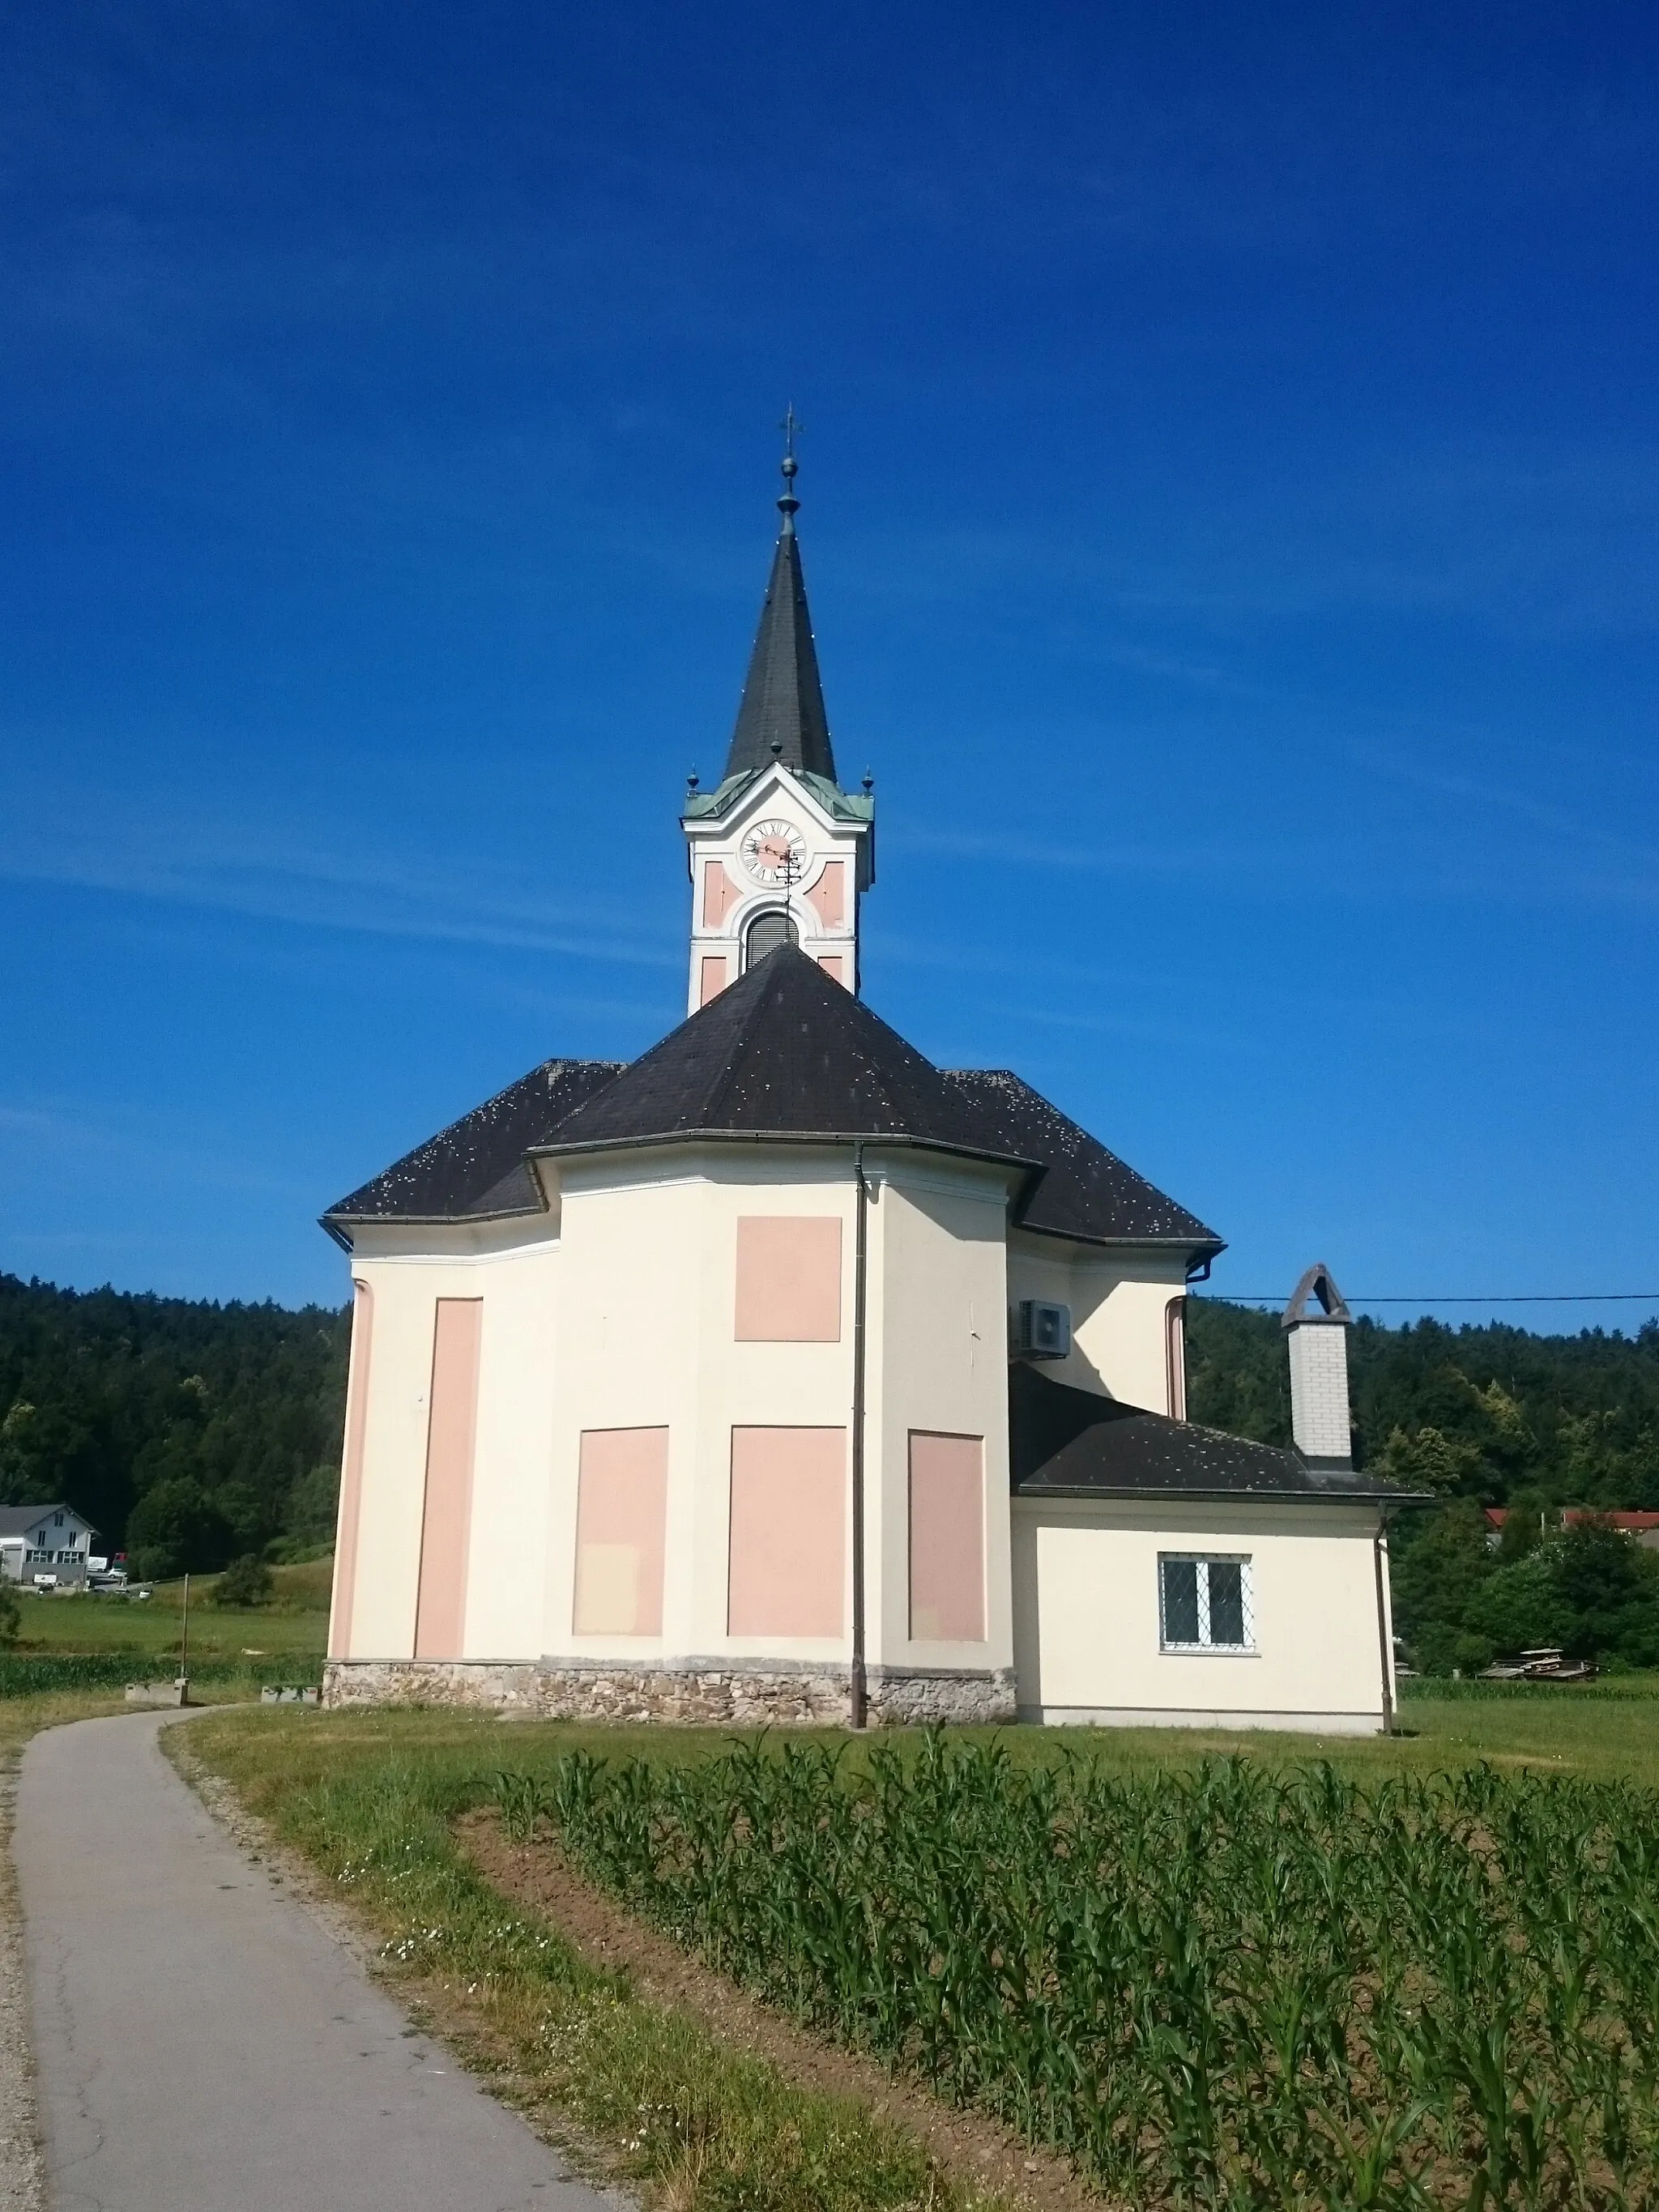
[
  {"left": 1014, "top": 1480, "right": 1432, "bottom": 1507},
  {"left": 1013, "top": 1219, "right": 1227, "bottom": 1260},
  {"left": 527, "top": 1128, "right": 1042, "bottom": 1176},
  {"left": 322, "top": 1200, "right": 547, "bottom": 1232}
]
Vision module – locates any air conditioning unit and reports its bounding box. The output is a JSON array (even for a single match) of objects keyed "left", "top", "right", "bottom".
[{"left": 1013, "top": 1299, "right": 1071, "bottom": 1361}]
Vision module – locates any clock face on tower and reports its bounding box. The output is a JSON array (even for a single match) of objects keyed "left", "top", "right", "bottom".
[{"left": 740, "top": 819, "right": 808, "bottom": 885}]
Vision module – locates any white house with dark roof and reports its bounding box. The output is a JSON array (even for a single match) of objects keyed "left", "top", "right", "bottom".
[
  {"left": 0, "top": 1503, "right": 100, "bottom": 1586},
  {"left": 320, "top": 454, "right": 1415, "bottom": 1733}
]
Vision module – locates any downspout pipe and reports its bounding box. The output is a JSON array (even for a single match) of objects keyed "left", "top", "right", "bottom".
[
  {"left": 1372, "top": 1513, "right": 1396, "bottom": 1736},
  {"left": 850, "top": 1140, "right": 870, "bottom": 1730}
]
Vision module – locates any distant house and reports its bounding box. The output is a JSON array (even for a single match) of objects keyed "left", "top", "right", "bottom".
[
  {"left": 1483, "top": 1507, "right": 1659, "bottom": 1554},
  {"left": 0, "top": 1503, "right": 100, "bottom": 1586}
]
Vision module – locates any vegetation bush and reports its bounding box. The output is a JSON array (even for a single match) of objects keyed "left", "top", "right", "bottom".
[
  {"left": 0, "top": 1579, "right": 19, "bottom": 1647},
  {"left": 211, "top": 1554, "right": 275, "bottom": 1609},
  {"left": 513, "top": 1733, "right": 1659, "bottom": 2211},
  {"left": 0, "top": 1652, "right": 319, "bottom": 1698}
]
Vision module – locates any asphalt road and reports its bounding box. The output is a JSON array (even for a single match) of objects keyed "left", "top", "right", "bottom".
[{"left": 15, "top": 1711, "right": 617, "bottom": 2212}]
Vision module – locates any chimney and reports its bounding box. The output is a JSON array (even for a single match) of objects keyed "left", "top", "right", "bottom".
[{"left": 1283, "top": 1262, "right": 1354, "bottom": 1472}]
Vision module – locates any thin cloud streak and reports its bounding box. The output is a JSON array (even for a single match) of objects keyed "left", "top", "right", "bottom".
[{"left": 0, "top": 835, "right": 680, "bottom": 970}]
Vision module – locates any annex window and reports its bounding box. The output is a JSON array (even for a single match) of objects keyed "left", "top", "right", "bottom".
[{"left": 1158, "top": 1554, "right": 1254, "bottom": 1652}]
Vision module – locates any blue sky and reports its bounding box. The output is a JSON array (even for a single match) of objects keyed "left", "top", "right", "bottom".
[{"left": 2, "top": 2, "right": 1657, "bottom": 1326}]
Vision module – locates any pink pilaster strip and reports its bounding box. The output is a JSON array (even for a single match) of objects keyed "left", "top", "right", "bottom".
[
  {"left": 413, "top": 1298, "right": 484, "bottom": 1660},
  {"left": 327, "top": 1281, "right": 374, "bottom": 1660}
]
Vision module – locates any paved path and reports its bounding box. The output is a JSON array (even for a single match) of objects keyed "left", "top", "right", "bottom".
[{"left": 15, "top": 1711, "right": 616, "bottom": 2212}]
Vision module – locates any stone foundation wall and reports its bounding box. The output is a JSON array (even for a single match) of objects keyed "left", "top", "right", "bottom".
[
  {"left": 322, "top": 1660, "right": 542, "bottom": 1713},
  {"left": 323, "top": 1657, "right": 1018, "bottom": 1727},
  {"left": 867, "top": 1665, "right": 1017, "bottom": 1726},
  {"left": 536, "top": 1661, "right": 851, "bottom": 1726}
]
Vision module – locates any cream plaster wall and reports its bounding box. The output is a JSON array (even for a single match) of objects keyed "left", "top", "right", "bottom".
[
  {"left": 337, "top": 1143, "right": 1026, "bottom": 1683},
  {"left": 545, "top": 1147, "right": 862, "bottom": 1670},
  {"left": 868, "top": 1160, "right": 1015, "bottom": 1677},
  {"left": 1006, "top": 1233, "right": 1188, "bottom": 1413},
  {"left": 1011, "top": 1497, "right": 1390, "bottom": 1731}
]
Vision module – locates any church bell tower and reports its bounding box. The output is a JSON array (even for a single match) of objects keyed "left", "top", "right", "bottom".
[{"left": 681, "top": 420, "right": 875, "bottom": 1012}]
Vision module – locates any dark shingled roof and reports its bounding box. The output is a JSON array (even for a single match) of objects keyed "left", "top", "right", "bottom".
[
  {"left": 1010, "top": 1365, "right": 1419, "bottom": 1504},
  {"left": 538, "top": 945, "right": 1030, "bottom": 1163},
  {"left": 326, "top": 1058, "right": 622, "bottom": 1226},
  {"left": 945, "top": 1070, "right": 1222, "bottom": 1254},
  {"left": 0, "top": 1502, "right": 81, "bottom": 1538},
  {"left": 724, "top": 528, "right": 838, "bottom": 783},
  {"left": 323, "top": 952, "right": 1222, "bottom": 1257}
]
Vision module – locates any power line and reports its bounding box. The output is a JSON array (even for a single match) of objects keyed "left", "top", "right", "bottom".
[{"left": 1197, "top": 1292, "right": 1659, "bottom": 1306}]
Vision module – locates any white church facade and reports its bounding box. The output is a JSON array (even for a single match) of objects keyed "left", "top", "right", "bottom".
[{"left": 322, "top": 460, "right": 1414, "bottom": 1733}]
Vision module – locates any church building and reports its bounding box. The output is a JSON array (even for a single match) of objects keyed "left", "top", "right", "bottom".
[{"left": 321, "top": 452, "right": 1410, "bottom": 1733}]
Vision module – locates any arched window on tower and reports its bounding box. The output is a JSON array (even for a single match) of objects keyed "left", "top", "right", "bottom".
[{"left": 744, "top": 908, "right": 800, "bottom": 970}]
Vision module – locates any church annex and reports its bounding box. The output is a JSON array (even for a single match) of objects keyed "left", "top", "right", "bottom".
[{"left": 321, "top": 453, "right": 1410, "bottom": 1733}]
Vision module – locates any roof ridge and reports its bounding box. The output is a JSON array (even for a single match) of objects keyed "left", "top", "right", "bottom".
[{"left": 693, "top": 948, "right": 786, "bottom": 1124}]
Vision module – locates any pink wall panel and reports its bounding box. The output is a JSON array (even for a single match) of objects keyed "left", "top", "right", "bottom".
[
  {"left": 805, "top": 860, "right": 845, "bottom": 927},
  {"left": 702, "top": 861, "right": 739, "bottom": 929},
  {"left": 328, "top": 1281, "right": 374, "bottom": 1660},
  {"left": 734, "top": 1216, "right": 842, "bottom": 1340},
  {"left": 727, "top": 1426, "right": 846, "bottom": 1636},
  {"left": 908, "top": 1431, "right": 986, "bottom": 1642},
  {"left": 413, "top": 1298, "right": 484, "bottom": 1660},
  {"left": 816, "top": 955, "right": 845, "bottom": 987},
  {"left": 699, "top": 955, "right": 729, "bottom": 1007},
  {"left": 574, "top": 1426, "right": 668, "bottom": 1635}
]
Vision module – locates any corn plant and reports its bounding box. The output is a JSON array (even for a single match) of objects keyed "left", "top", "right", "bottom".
[{"left": 500, "top": 1737, "right": 1659, "bottom": 2210}]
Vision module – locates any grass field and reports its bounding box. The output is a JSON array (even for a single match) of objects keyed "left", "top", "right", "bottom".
[
  {"left": 3, "top": 1557, "right": 330, "bottom": 1667},
  {"left": 183, "top": 1687, "right": 1659, "bottom": 2212}
]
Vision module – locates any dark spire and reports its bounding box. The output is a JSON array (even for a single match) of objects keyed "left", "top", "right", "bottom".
[{"left": 723, "top": 410, "right": 838, "bottom": 784}]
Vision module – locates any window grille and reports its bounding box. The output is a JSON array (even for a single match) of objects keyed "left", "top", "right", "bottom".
[{"left": 1158, "top": 1554, "right": 1255, "bottom": 1652}]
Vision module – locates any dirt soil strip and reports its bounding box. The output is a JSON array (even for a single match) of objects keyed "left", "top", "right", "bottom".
[{"left": 458, "top": 1809, "right": 1108, "bottom": 2212}]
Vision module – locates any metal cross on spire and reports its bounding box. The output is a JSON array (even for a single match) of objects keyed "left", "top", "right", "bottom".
[{"left": 777, "top": 403, "right": 802, "bottom": 531}]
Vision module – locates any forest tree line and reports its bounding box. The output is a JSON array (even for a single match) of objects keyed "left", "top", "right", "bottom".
[
  {"left": 3, "top": 1273, "right": 1658, "bottom": 1665},
  {"left": 0, "top": 1272, "right": 348, "bottom": 1580}
]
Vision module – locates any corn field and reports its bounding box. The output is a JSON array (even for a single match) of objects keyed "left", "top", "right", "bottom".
[{"left": 497, "top": 1738, "right": 1659, "bottom": 2210}]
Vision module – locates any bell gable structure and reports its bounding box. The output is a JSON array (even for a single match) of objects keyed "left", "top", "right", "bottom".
[
  {"left": 322, "top": 452, "right": 1418, "bottom": 1733},
  {"left": 680, "top": 446, "right": 872, "bottom": 1010}
]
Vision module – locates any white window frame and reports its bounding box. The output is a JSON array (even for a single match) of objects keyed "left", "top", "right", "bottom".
[{"left": 1158, "top": 1552, "right": 1256, "bottom": 1655}]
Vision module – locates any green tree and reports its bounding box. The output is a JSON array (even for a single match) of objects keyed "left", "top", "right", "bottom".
[
  {"left": 1464, "top": 1550, "right": 1575, "bottom": 1659},
  {"left": 1375, "top": 1425, "right": 1484, "bottom": 1495},
  {"left": 0, "top": 1579, "right": 19, "bottom": 1647},
  {"left": 1497, "top": 1489, "right": 1551, "bottom": 1562},
  {"left": 1552, "top": 1519, "right": 1659, "bottom": 1665},
  {"left": 1388, "top": 1498, "right": 1494, "bottom": 1662},
  {"left": 125, "top": 1479, "right": 234, "bottom": 1582}
]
